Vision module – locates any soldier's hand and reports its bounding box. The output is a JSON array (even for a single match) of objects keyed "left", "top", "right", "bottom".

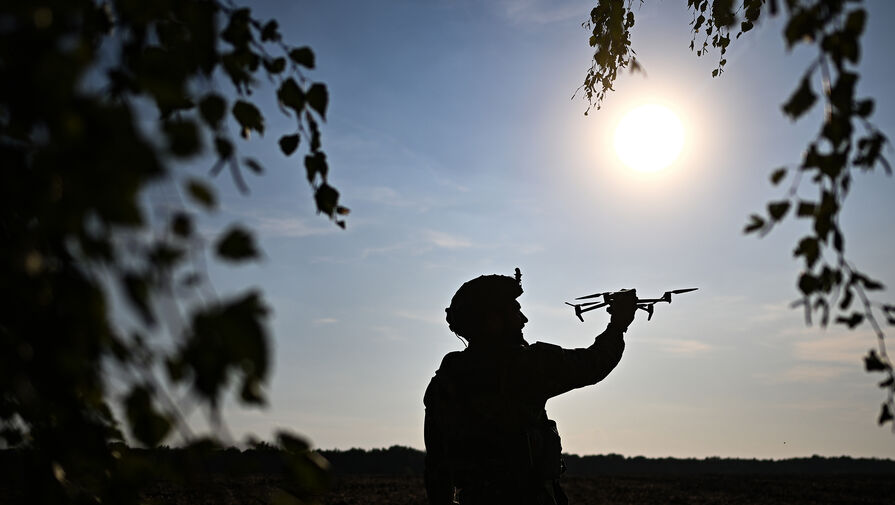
[{"left": 607, "top": 290, "right": 637, "bottom": 330}]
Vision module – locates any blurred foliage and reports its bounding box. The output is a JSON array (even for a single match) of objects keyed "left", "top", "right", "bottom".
[
  {"left": 581, "top": 0, "right": 893, "bottom": 428},
  {"left": 0, "top": 0, "right": 339, "bottom": 503}
]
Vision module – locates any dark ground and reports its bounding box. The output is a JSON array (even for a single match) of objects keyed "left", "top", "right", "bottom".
[{"left": 135, "top": 473, "right": 895, "bottom": 505}]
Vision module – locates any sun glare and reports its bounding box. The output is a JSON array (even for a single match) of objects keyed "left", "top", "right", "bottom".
[{"left": 614, "top": 104, "right": 684, "bottom": 173}]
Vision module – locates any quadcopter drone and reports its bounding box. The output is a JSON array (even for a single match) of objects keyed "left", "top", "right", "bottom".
[{"left": 565, "top": 288, "right": 698, "bottom": 322}]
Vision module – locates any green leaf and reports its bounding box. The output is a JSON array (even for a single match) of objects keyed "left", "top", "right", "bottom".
[
  {"left": 306, "top": 83, "right": 328, "bottom": 119},
  {"left": 767, "top": 201, "right": 790, "bottom": 221},
  {"left": 845, "top": 9, "right": 866, "bottom": 35},
  {"left": 855, "top": 99, "right": 874, "bottom": 118},
  {"left": 149, "top": 243, "right": 185, "bottom": 269},
  {"left": 793, "top": 237, "right": 819, "bottom": 268},
  {"left": 830, "top": 72, "right": 857, "bottom": 111},
  {"left": 178, "top": 291, "right": 270, "bottom": 404},
  {"left": 796, "top": 201, "right": 816, "bottom": 217},
  {"left": 839, "top": 288, "right": 854, "bottom": 310},
  {"left": 171, "top": 213, "right": 192, "bottom": 238},
  {"left": 307, "top": 112, "right": 321, "bottom": 152},
  {"left": 797, "top": 272, "right": 818, "bottom": 296},
  {"left": 216, "top": 226, "right": 259, "bottom": 262},
  {"left": 865, "top": 350, "right": 889, "bottom": 372},
  {"left": 243, "top": 157, "right": 263, "bottom": 174},
  {"left": 199, "top": 94, "right": 226, "bottom": 128},
  {"left": 163, "top": 120, "right": 200, "bottom": 157},
  {"left": 277, "top": 78, "right": 305, "bottom": 114},
  {"left": 215, "top": 136, "right": 233, "bottom": 159},
  {"left": 124, "top": 386, "right": 172, "bottom": 447},
  {"left": 315, "top": 183, "right": 339, "bottom": 217},
  {"left": 878, "top": 403, "right": 893, "bottom": 425},
  {"left": 769, "top": 167, "right": 787, "bottom": 185},
  {"left": 834, "top": 312, "right": 864, "bottom": 329},
  {"left": 263, "top": 57, "right": 287, "bottom": 74},
  {"left": 261, "top": 20, "right": 280, "bottom": 42},
  {"left": 782, "top": 76, "right": 817, "bottom": 120},
  {"left": 832, "top": 229, "right": 843, "bottom": 253},
  {"left": 288, "top": 46, "right": 315, "bottom": 68},
  {"left": 186, "top": 179, "right": 216, "bottom": 210},
  {"left": 743, "top": 214, "right": 764, "bottom": 234},
  {"left": 277, "top": 431, "right": 310, "bottom": 454},
  {"left": 232, "top": 100, "right": 265, "bottom": 136},
  {"left": 279, "top": 134, "right": 300, "bottom": 156},
  {"left": 304, "top": 152, "right": 328, "bottom": 184},
  {"left": 861, "top": 276, "right": 885, "bottom": 291}
]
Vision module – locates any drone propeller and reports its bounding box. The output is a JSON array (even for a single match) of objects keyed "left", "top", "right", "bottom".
[
  {"left": 668, "top": 288, "right": 698, "bottom": 295},
  {"left": 575, "top": 291, "right": 611, "bottom": 301}
]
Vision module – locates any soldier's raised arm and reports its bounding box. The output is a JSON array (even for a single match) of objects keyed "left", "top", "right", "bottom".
[{"left": 517, "top": 293, "right": 637, "bottom": 400}]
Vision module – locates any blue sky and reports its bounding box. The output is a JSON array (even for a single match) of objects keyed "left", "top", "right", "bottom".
[{"left": 168, "top": 0, "right": 895, "bottom": 458}]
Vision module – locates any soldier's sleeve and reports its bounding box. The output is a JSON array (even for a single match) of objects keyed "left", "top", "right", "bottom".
[
  {"left": 423, "top": 358, "right": 456, "bottom": 505},
  {"left": 523, "top": 324, "right": 626, "bottom": 400}
]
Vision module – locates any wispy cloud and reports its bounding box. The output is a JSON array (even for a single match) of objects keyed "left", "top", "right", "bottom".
[
  {"left": 252, "top": 215, "right": 337, "bottom": 238},
  {"left": 424, "top": 230, "right": 472, "bottom": 249},
  {"left": 497, "top": 0, "right": 587, "bottom": 25},
  {"left": 221, "top": 207, "right": 336, "bottom": 239},
  {"left": 352, "top": 186, "right": 435, "bottom": 213},
  {"left": 792, "top": 330, "right": 872, "bottom": 365},
  {"left": 361, "top": 229, "right": 472, "bottom": 259},
  {"left": 372, "top": 325, "right": 407, "bottom": 342},
  {"left": 774, "top": 364, "right": 852, "bottom": 384},
  {"left": 659, "top": 339, "right": 713, "bottom": 355},
  {"left": 395, "top": 310, "right": 445, "bottom": 326}
]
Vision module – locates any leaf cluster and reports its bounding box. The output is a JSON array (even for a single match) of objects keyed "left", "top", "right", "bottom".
[
  {"left": 577, "top": 0, "right": 643, "bottom": 113},
  {"left": 0, "top": 0, "right": 336, "bottom": 502}
]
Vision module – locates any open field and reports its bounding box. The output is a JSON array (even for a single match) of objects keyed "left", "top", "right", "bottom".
[
  {"left": 3, "top": 449, "right": 893, "bottom": 504},
  {"left": 324, "top": 474, "right": 895, "bottom": 505},
  {"left": 135, "top": 473, "right": 895, "bottom": 505}
]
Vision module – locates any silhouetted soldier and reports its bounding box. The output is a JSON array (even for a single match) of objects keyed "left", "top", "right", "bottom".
[{"left": 424, "top": 270, "right": 636, "bottom": 505}]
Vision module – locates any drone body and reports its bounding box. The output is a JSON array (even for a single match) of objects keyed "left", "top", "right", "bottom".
[{"left": 565, "top": 288, "right": 698, "bottom": 322}]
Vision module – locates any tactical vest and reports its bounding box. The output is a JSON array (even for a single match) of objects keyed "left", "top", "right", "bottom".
[{"left": 424, "top": 347, "right": 568, "bottom": 505}]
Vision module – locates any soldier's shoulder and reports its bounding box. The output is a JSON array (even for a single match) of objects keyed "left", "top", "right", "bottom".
[{"left": 438, "top": 350, "right": 465, "bottom": 370}]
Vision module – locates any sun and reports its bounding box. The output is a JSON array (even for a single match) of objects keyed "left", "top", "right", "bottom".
[{"left": 614, "top": 104, "right": 684, "bottom": 173}]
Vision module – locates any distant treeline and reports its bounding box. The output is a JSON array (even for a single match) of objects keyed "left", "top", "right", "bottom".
[
  {"left": 317, "top": 447, "right": 895, "bottom": 476},
  {"left": 2, "top": 446, "right": 893, "bottom": 479},
  {"left": 560, "top": 453, "right": 895, "bottom": 476}
]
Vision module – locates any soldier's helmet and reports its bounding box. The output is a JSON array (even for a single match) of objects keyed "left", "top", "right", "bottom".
[{"left": 445, "top": 268, "right": 523, "bottom": 341}]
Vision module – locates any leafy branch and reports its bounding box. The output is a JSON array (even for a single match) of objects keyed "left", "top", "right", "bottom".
[
  {"left": 1, "top": 1, "right": 337, "bottom": 503},
  {"left": 580, "top": 0, "right": 893, "bottom": 428}
]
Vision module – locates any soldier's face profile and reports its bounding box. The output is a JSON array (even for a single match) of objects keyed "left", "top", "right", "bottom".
[
  {"left": 508, "top": 300, "right": 528, "bottom": 331},
  {"left": 492, "top": 299, "right": 527, "bottom": 340}
]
